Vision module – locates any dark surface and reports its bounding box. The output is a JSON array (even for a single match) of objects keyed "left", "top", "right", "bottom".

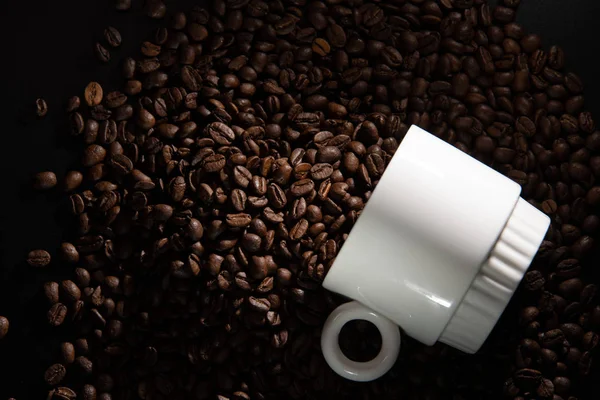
[{"left": 1, "top": 0, "right": 600, "bottom": 398}]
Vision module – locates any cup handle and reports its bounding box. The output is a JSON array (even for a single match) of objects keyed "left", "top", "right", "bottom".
[{"left": 321, "top": 301, "right": 401, "bottom": 382}]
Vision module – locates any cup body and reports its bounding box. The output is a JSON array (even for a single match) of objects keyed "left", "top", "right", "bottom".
[{"left": 323, "top": 125, "right": 521, "bottom": 345}]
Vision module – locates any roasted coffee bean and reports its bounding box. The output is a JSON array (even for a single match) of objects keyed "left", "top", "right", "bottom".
[
  {"left": 229, "top": 188, "right": 247, "bottom": 211},
  {"left": 145, "top": 0, "right": 166, "bottom": 19},
  {"left": 120, "top": 59, "right": 136, "bottom": 81},
  {"left": 79, "top": 384, "right": 97, "bottom": 400},
  {"left": 104, "top": 26, "right": 122, "bottom": 48},
  {"left": 565, "top": 72, "right": 584, "bottom": 93},
  {"left": 36, "top": 97, "right": 48, "bottom": 118},
  {"left": 583, "top": 331, "right": 599, "bottom": 351},
  {"left": 52, "top": 387, "right": 77, "bottom": 400},
  {"left": 66, "top": 96, "right": 81, "bottom": 112},
  {"left": 60, "top": 280, "right": 82, "bottom": 303},
  {"left": 290, "top": 219, "right": 309, "bottom": 240},
  {"left": 559, "top": 323, "right": 582, "bottom": 345},
  {"left": 316, "top": 146, "right": 342, "bottom": 163},
  {"left": 248, "top": 296, "right": 270, "bottom": 313},
  {"left": 45, "top": 364, "right": 67, "bottom": 385},
  {"left": 514, "top": 368, "right": 542, "bottom": 390},
  {"left": 84, "top": 82, "right": 103, "bottom": 107},
  {"left": 0, "top": 316, "right": 8, "bottom": 339},
  {"left": 70, "top": 194, "right": 85, "bottom": 215},
  {"left": 556, "top": 259, "right": 581, "bottom": 279},
  {"left": 27, "top": 249, "right": 51, "bottom": 267},
  {"left": 536, "top": 378, "right": 555, "bottom": 398},
  {"left": 105, "top": 91, "right": 127, "bottom": 109},
  {"left": 312, "top": 38, "right": 331, "bottom": 57},
  {"left": 226, "top": 213, "right": 252, "bottom": 228},
  {"left": 137, "top": 109, "right": 156, "bottom": 130},
  {"left": 207, "top": 122, "right": 235, "bottom": 145},
  {"left": 115, "top": 0, "right": 131, "bottom": 11},
  {"left": 541, "top": 329, "right": 565, "bottom": 348},
  {"left": 267, "top": 183, "right": 287, "bottom": 208},
  {"left": 542, "top": 199, "right": 558, "bottom": 214},
  {"left": 137, "top": 58, "right": 160, "bottom": 74},
  {"left": 34, "top": 171, "right": 58, "bottom": 190},
  {"left": 55, "top": 346, "right": 75, "bottom": 370},
  {"left": 109, "top": 153, "right": 133, "bottom": 174},
  {"left": 94, "top": 43, "right": 111, "bottom": 63},
  {"left": 75, "top": 356, "right": 93, "bottom": 375},
  {"left": 524, "top": 270, "right": 545, "bottom": 291},
  {"left": 579, "top": 351, "right": 592, "bottom": 375},
  {"left": 272, "top": 329, "right": 289, "bottom": 348},
  {"left": 553, "top": 376, "right": 570, "bottom": 396},
  {"left": 241, "top": 233, "right": 261, "bottom": 253},
  {"left": 74, "top": 268, "right": 90, "bottom": 288},
  {"left": 203, "top": 154, "right": 226, "bottom": 172},
  {"left": 290, "top": 179, "right": 315, "bottom": 197},
  {"left": 70, "top": 112, "right": 86, "bottom": 136},
  {"left": 310, "top": 163, "right": 333, "bottom": 180},
  {"left": 559, "top": 278, "right": 584, "bottom": 300},
  {"left": 44, "top": 282, "right": 60, "bottom": 304},
  {"left": 63, "top": 171, "right": 83, "bottom": 192},
  {"left": 155, "top": 124, "right": 179, "bottom": 139},
  {"left": 47, "top": 303, "right": 67, "bottom": 326},
  {"left": 141, "top": 41, "right": 162, "bottom": 57}
]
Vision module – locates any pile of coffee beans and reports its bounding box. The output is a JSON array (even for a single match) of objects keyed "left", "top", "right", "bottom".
[{"left": 16, "top": 0, "right": 600, "bottom": 399}]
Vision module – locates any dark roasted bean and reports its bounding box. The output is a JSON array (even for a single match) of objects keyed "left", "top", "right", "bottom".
[
  {"left": 34, "top": 171, "right": 57, "bottom": 190},
  {"left": 27, "top": 249, "right": 51, "bottom": 267},
  {"left": 104, "top": 26, "right": 122, "bottom": 48},
  {"left": 0, "top": 316, "right": 8, "bottom": 339},
  {"left": 44, "top": 364, "right": 67, "bottom": 385}
]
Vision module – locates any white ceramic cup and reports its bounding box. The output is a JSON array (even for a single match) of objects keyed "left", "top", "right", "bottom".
[{"left": 321, "top": 125, "right": 551, "bottom": 382}]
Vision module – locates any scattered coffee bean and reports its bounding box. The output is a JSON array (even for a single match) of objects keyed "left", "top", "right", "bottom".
[
  {"left": 34, "top": 171, "right": 57, "bottom": 190},
  {"left": 66, "top": 96, "right": 81, "bottom": 112},
  {"left": 145, "top": 0, "right": 166, "bottom": 19},
  {"left": 63, "top": 171, "right": 83, "bottom": 192},
  {"left": 0, "top": 316, "right": 8, "bottom": 339},
  {"left": 44, "top": 364, "right": 66, "bottom": 385},
  {"left": 59, "top": 342, "right": 76, "bottom": 364},
  {"left": 104, "top": 26, "right": 122, "bottom": 48},
  {"left": 47, "top": 303, "right": 67, "bottom": 326},
  {"left": 36, "top": 98, "right": 48, "bottom": 118},
  {"left": 94, "top": 43, "right": 111, "bottom": 63},
  {"left": 43, "top": 282, "right": 59, "bottom": 304},
  {"left": 84, "top": 82, "right": 103, "bottom": 107},
  {"left": 115, "top": 0, "right": 131, "bottom": 11},
  {"left": 74, "top": 356, "right": 93, "bottom": 375},
  {"left": 82, "top": 144, "right": 107, "bottom": 167},
  {"left": 60, "top": 280, "right": 82, "bottom": 303},
  {"left": 52, "top": 387, "right": 77, "bottom": 400},
  {"left": 27, "top": 249, "right": 51, "bottom": 267}
]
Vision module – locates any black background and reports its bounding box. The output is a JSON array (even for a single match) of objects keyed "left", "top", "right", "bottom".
[{"left": 1, "top": 0, "right": 600, "bottom": 398}]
